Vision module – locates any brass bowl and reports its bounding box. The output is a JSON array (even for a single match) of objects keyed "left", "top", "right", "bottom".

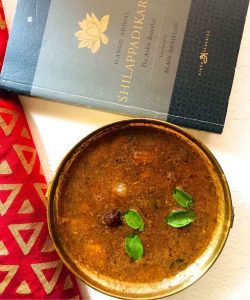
[{"left": 47, "top": 119, "right": 233, "bottom": 299}]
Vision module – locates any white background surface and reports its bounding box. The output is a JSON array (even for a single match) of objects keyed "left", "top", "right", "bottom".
[{"left": 2, "top": 1, "right": 250, "bottom": 299}]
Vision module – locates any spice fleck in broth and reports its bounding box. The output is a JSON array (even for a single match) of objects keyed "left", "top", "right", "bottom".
[{"left": 56, "top": 125, "right": 219, "bottom": 284}]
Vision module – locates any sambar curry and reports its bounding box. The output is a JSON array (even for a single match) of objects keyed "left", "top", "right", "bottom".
[{"left": 56, "top": 125, "right": 220, "bottom": 284}]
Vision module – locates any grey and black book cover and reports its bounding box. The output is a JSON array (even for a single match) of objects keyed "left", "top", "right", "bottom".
[{"left": 0, "top": 0, "right": 249, "bottom": 133}]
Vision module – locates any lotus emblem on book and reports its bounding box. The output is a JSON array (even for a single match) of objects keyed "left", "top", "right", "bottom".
[{"left": 75, "top": 13, "right": 109, "bottom": 54}]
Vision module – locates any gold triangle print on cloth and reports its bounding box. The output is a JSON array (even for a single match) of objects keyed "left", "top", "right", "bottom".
[
  {"left": 0, "top": 160, "right": 13, "bottom": 175},
  {"left": 0, "top": 241, "right": 9, "bottom": 256},
  {"left": 20, "top": 127, "right": 31, "bottom": 139},
  {"left": 0, "top": 107, "right": 19, "bottom": 136},
  {"left": 0, "top": 184, "right": 22, "bottom": 216},
  {"left": 16, "top": 280, "right": 31, "bottom": 295},
  {"left": 8, "top": 222, "right": 43, "bottom": 255},
  {"left": 31, "top": 260, "right": 63, "bottom": 294},
  {"left": 0, "top": 265, "right": 19, "bottom": 294},
  {"left": 41, "top": 235, "right": 54, "bottom": 253},
  {"left": 13, "top": 145, "right": 36, "bottom": 175},
  {"left": 63, "top": 275, "right": 74, "bottom": 290},
  {"left": 34, "top": 183, "right": 47, "bottom": 207},
  {"left": 18, "top": 199, "right": 34, "bottom": 214}
]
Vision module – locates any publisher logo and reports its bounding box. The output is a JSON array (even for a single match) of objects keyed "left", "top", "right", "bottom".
[
  {"left": 75, "top": 13, "right": 109, "bottom": 54},
  {"left": 199, "top": 52, "right": 208, "bottom": 64},
  {"left": 198, "top": 30, "right": 210, "bottom": 76}
]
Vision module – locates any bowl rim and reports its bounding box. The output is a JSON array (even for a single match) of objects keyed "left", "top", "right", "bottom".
[{"left": 47, "top": 118, "right": 233, "bottom": 300}]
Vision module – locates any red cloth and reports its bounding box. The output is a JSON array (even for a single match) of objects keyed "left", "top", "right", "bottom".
[{"left": 0, "top": 93, "right": 81, "bottom": 299}]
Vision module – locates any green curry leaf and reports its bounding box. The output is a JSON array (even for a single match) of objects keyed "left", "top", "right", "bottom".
[
  {"left": 125, "top": 234, "right": 144, "bottom": 261},
  {"left": 124, "top": 209, "right": 144, "bottom": 231},
  {"left": 173, "top": 187, "right": 193, "bottom": 208},
  {"left": 166, "top": 210, "right": 196, "bottom": 228}
]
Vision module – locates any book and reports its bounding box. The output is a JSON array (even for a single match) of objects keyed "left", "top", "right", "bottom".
[{"left": 0, "top": 0, "right": 249, "bottom": 133}]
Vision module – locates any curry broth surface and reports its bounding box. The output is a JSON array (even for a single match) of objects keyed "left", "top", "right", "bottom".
[{"left": 57, "top": 126, "right": 219, "bottom": 283}]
